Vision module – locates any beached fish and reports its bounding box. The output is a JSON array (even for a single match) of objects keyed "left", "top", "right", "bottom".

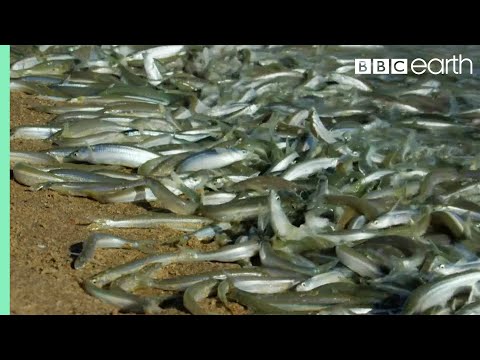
[{"left": 11, "top": 44, "right": 480, "bottom": 315}]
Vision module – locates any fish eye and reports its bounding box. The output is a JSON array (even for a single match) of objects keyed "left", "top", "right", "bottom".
[
  {"left": 374, "top": 220, "right": 379, "bottom": 225},
  {"left": 439, "top": 264, "right": 445, "bottom": 269},
  {"left": 275, "top": 195, "right": 280, "bottom": 200},
  {"left": 352, "top": 151, "right": 359, "bottom": 156}
]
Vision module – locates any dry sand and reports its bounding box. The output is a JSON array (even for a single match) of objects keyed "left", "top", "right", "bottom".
[{"left": 10, "top": 92, "right": 248, "bottom": 315}]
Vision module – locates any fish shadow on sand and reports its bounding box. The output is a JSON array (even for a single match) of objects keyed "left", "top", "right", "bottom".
[{"left": 69, "top": 242, "right": 83, "bottom": 269}]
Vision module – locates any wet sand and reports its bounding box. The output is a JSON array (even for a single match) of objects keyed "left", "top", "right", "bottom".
[{"left": 10, "top": 92, "right": 248, "bottom": 315}]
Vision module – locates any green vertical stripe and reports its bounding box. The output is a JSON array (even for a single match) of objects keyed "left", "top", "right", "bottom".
[{"left": 0, "top": 45, "right": 10, "bottom": 315}]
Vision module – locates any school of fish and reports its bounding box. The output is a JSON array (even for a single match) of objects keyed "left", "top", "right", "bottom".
[{"left": 9, "top": 45, "right": 480, "bottom": 315}]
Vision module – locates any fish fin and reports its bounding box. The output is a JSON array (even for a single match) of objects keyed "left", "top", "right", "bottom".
[
  {"left": 217, "top": 280, "right": 232, "bottom": 313},
  {"left": 214, "top": 233, "right": 232, "bottom": 246},
  {"left": 86, "top": 144, "right": 94, "bottom": 160},
  {"left": 467, "top": 283, "right": 480, "bottom": 304},
  {"left": 171, "top": 171, "right": 200, "bottom": 203},
  {"left": 189, "top": 95, "right": 210, "bottom": 114},
  {"left": 464, "top": 213, "right": 474, "bottom": 240},
  {"left": 30, "top": 182, "right": 52, "bottom": 191},
  {"left": 257, "top": 213, "right": 270, "bottom": 233},
  {"left": 389, "top": 197, "right": 402, "bottom": 212}
]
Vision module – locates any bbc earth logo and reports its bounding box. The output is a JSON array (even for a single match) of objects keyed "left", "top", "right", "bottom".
[{"left": 355, "top": 55, "right": 473, "bottom": 75}]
